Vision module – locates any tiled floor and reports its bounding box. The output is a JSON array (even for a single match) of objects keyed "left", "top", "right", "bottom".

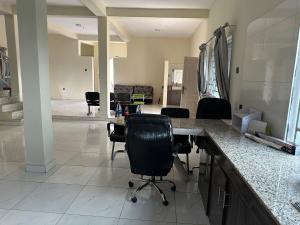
[
  {"left": 51, "top": 99, "right": 162, "bottom": 118},
  {"left": 0, "top": 121, "right": 209, "bottom": 225}
]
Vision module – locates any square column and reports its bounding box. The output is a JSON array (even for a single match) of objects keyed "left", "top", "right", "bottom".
[
  {"left": 98, "top": 16, "right": 110, "bottom": 118},
  {"left": 4, "top": 14, "right": 20, "bottom": 98},
  {"left": 16, "top": 0, "right": 55, "bottom": 172}
]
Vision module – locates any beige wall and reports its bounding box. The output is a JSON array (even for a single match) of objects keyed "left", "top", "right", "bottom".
[
  {"left": 114, "top": 37, "right": 190, "bottom": 103},
  {"left": 190, "top": 0, "right": 289, "bottom": 138},
  {"left": 0, "top": 15, "right": 7, "bottom": 91},
  {"left": 48, "top": 34, "right": 94, "bottom": 100},
  {"left": 0, "top": 15, "right": 7, "bottom": 48}
]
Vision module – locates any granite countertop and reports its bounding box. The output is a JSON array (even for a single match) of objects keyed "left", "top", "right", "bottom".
[{"left": 173, "top": 119, "right": 300, "bottom": 225}]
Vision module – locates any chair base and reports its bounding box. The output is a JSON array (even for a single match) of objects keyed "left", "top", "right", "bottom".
[{"left": 128, "top": 176, "right": 176, "bottom": 206}]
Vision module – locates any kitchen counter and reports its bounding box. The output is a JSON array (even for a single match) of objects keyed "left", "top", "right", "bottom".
[{"left": 172, "top": 118, "right": 300, "bottom": 225}]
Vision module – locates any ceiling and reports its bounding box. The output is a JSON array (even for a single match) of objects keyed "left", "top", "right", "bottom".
[
  {"left": 48, "top": 17, "right": 98, "bottom": 35},
  {"left": 111, "top": 17, "right": 203, "bottom": 38},
  {"left": 101, "top": 0, "right": 214, "bottom": 9},
  {"left": 1, "top": 0, "right": 215, "bottom": 9},
  {"left": 1, "top": 0, "right": 211, "bottom": 39}
]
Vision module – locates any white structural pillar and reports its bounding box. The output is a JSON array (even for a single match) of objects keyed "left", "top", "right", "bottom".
[
  {"left": 4, "top": 14, "right": 20, "bottom": 98},
  {"left": 16, "top": 0, "right": 55, "bottom": 172},
  {"left": 98, "top": 16, "right": 110, "bottom": 118}
]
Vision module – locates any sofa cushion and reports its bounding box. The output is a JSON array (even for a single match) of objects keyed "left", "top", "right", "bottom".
[
  {"left": 134, "top": 86, "right": 153, "bottom": 99},
  {"left": 114, "top": 85, "right": 134, "bottom": 94}
]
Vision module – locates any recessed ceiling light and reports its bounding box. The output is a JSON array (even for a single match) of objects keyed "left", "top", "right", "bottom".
[{"left": 154, "top": 29, "right": 161, "bottom": 32}]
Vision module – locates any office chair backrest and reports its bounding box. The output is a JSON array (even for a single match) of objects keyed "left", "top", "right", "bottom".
[
  {"left": 115, "top": 93, "right": 131, "bottom": 103},
  {"left": 126, "top": 114, "right": 174, "bottom": 177},
  {"left": 85, "top": 92, "right": 99, "bottom": 103},
  {"left": 121, "top": 104, "right": 138, "bottom": 115},
  {"left": 161, "top": 107, "right": 189, "bottom": 119},
  {"left": 196, "top": 98, "right": 231, "bottom": 119}
]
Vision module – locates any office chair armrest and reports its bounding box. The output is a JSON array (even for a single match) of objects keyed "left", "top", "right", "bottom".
[
  {"left": 189, "top": 135, "right": 194, "bottom": 148},
  {"left": 107, "top": 122, "right": 112, "bottom": 137},
  {"left": 172, "top": 143, "right": 183, "bottom": 155}
]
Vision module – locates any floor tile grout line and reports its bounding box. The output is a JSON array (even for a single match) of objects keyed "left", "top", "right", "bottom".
[
  {"left": 9, "top": 181, "right": 43, "bottom": 211},
  {"left": 118, "top": 187, "right": 130, "bottom": 220}
]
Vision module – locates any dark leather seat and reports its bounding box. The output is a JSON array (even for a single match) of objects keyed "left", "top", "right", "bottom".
[
  {"left": 194, "top": 98, "right": 231, "bottom": 162},
  {"left": 161, "top": 107, "right": 192, "bottom": 173},
  {"left": 107, "top": 124, "right": 125, "bottom": 160},
  {"left": 85, "top": 92, "right": 100, "bottom": 116},
  {"left": 125, "top": 114, "right": 176, "bottom": 205}
]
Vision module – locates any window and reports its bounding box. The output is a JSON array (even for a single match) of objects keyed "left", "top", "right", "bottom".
[
  {"left": 286, "top": 29, "right": 300, "bottom": 146},
  {"left": 205, "top": 35, "right": 233, "bottom": 98},
  {"left": 172, "top": 69, "right": 183, "bottom": 85}
]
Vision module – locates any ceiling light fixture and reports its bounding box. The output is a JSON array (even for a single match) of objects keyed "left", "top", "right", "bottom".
[{"left": 154, "top": 29, "right": 161, "bottom": 32}]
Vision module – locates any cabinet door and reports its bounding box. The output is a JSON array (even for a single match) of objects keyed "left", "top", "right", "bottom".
[
  {"left": 198, "top": 149, "right": 213, "bottom": 214},
  {"left": 224, "top": 182, "right": 247, "bottom": 225},
  {"left": 209, "top": 162, "right": 227, "bottom": 225}
]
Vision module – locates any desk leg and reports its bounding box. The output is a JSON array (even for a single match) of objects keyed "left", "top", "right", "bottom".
[{"left": 173, "top": 155, "right": 190, "bottom": 181}]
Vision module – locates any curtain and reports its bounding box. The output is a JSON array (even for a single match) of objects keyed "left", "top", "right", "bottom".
[
  {"left": 197, "top": 43, "right": 207, "bottom": 95},
  {"left": 214, "top": 27, "right": 230, "bottom": 101}
]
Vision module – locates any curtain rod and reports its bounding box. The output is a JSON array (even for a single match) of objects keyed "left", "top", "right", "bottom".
[{"left": 199, "top": 22, "right": 236, "bottom": 50}]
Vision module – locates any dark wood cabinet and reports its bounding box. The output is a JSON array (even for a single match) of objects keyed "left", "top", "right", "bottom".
[
  {"left": 199, "top": 136, "right": 279, "bottom": 225},
  {"left": 209, "top": 162, "right": 227, "bottom": 225}
]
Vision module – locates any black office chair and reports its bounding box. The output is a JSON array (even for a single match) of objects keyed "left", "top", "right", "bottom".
[
  {"left": 161, "top": 107, "right": 192, "bottom": 174},
  {"left": 192, "top": 98, "right": 231, "bottom": 172},
  {"left": 126, "top": 114, "right": 176, "bottom": 206},
  {"left": 110, "top": 92, "right": 116, "bottom": 111},
  {"left": 115, "top": 93, "right": 131, "bottom": 105},
  {"left": 107, "top": 104, "right": 139, "bottom": 160},
  {"left": 85, "top": 92, "right": 100, "bottom": 116},
  {"left": 107, "top": 123, "right": 126, "bottom": 160}
]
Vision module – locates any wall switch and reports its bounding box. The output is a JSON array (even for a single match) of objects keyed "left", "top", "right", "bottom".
[{"left": 236, "top": 67, "right": 240, "bottom": 74}]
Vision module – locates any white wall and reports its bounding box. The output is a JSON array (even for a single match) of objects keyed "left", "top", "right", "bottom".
[
  {"left": 190, "top": 0, "right": 293, "bottom": 138},
  {"left": 114, "top": 37, "right": 190, "bottom": 103},
  {"left": 242, "top": 0, "right": 299, "bottom": 138},
  {"left": 0, "top": 15, "right": 7, "bottom": 48},
  {"left": 48, "top": 34, "right": 94, "bottom": 100}
]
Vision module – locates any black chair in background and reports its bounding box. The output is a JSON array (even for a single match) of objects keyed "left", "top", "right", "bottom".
[
  {"left": 126, "top": 114, "right": 176, "bottom": 206},
  {"left": 110, "top": 92, "right": 116, "bottom": 111},
  {"left": 161, "top": 107, "right": 192, "bottom": 173},
  {"left": 85, "top": 92, "right": 100, "bottom": 116},
  {"left": 107, "top": 123, "right": 126, "bottom": 160},
  {"left": 115, "top": 93, "right": 131, "bottom": 105},
  {"left": 192, "top": 98, "right": 231, "bottom": 172}
]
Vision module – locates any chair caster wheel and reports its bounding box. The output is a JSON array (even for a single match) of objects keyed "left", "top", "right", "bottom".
[
  {"left": 163, "top": 200, "right": 169, "bottom": 206},
  {"left": 128, "top": 181, "right": 134, "bottom": 188},
  {"left": 131, "top": 196, "right": 137, "bottom": 203},
  {"left": 171, "top": 185, "right": 176, "bottom": 192}
]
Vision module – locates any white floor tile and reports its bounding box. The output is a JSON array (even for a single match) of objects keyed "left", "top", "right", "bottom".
[
  {"left": 67, "top": 186, "right": 127, "bottom": 217},
  {"left": 0, "top": 180, "right": 39, "bottom": 209},
  {"left": 57, "top": 214, "right": 119, "bottom": 225},
  {"left": 121, "top": 189, "right": 176, "bottom": 223},
  {"left": 14, "top": 183, "right": 83, "bottom": 213},
  {"left": 46, "top": 166, "right": 97, "bottom": 185},
  {"left": 118, "top": 219, "right": 177, "bottom": 225},
  {"left": 4, "top": 165, "right": 61, "bottom": 182},
  {"left": 66, "top": 152, "right": 108, "bottom": 167},
  {"left": 55, "top": 151, "right": 79, "bottom": 165},
  {"left": 175, "top": 192, "right": 209, "bottom": 224},
  {"left": 87, "top": 167, "right": 132, "bottom": 188},
  {"left": 0, "top": 209, "right": 8, "bottom": 219},
  {"left": 0, "top": 163, "right": 22, "bottom": 178},
  {"left": 0, "top": 210, "right": 62, "bottom": 225}
]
